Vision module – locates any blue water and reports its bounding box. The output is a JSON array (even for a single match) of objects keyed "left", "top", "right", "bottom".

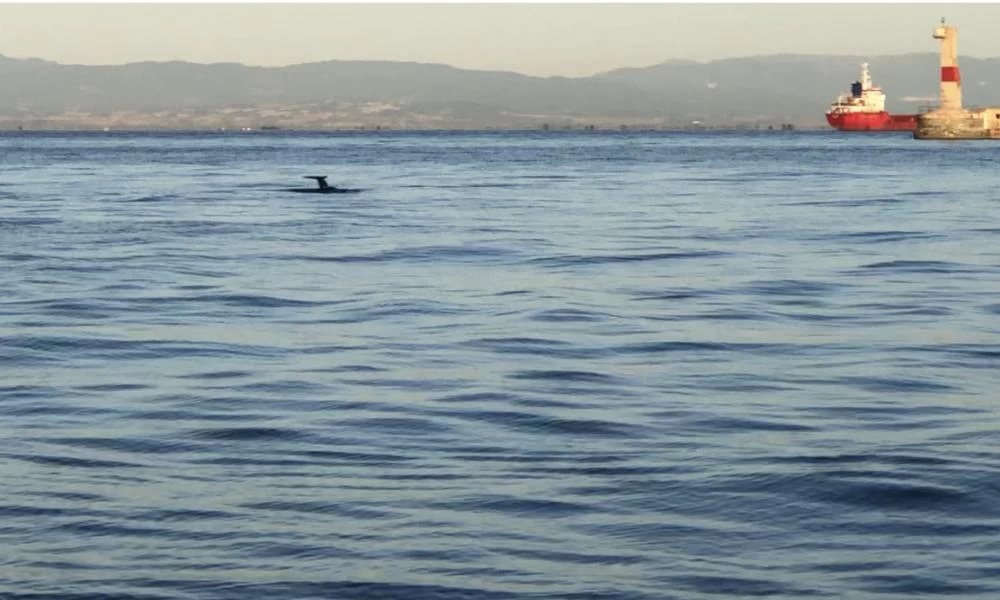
[{"left": 1, "top": 130, "right": 999, "bottom": 599}]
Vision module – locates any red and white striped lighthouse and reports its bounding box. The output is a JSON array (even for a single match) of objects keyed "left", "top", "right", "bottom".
[{"left": 933, "top": 19, "right": 962, "bottom": 110}]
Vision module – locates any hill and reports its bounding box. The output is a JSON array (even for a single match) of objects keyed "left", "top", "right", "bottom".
[{"left": 2, "top": 52, "right": 996, "bottom": 129}]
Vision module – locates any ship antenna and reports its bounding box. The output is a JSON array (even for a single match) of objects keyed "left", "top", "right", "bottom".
[{"left": 861, "top": 62, "right": 871, "bottom": 89}]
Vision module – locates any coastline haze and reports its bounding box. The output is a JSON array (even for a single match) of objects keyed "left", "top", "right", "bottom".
[{"left": 2, "top": 4, "right": 1000, "bottom": 77}]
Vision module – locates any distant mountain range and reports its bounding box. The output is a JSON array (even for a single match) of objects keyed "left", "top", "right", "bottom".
[{"left": 2, "top": 52, "right": 999, "bottom": 130}]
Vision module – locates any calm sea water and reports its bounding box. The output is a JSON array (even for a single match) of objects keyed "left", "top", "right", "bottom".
[{"left": 1, "top": 131, "right": 999, "bottom": 599}]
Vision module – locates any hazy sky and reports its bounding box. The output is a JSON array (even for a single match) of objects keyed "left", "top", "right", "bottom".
[{"left": 0, "top": 3, "right": 996, "bottom": 77}]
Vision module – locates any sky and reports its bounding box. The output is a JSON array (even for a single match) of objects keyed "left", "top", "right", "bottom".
[{"left": 0, "top": 3, "right": 998, "bottom": 77}]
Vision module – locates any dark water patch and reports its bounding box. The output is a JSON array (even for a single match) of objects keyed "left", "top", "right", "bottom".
[
  {"left": 855, "top": 259, "right": 967, "bottom": 274},
  {"left": 773, "top": 310, "right": 861, "bottom": 323},
  {"left": 242, "top": 500, "right": 394, "bottom": 520},
  {"left": 681, "top": 414, "right": 818, "bottom": 433},
  {"left": 232, "top": 540, "right": 365, "bottom": 560},
  {"left": 629, "top": 288, "right": 714, "bottom": 301},
  {"left": 223, "top": 379, "right": 331, "bottom": 394},
  {"left": 440, "top": 495, "right": 593, "bottom": 518},
  {"left": 1, "top": 252, "right": 47, "bottom": 262},
  {"left": 132, "top": 408, "right": 263, "bottom": 422},
  {"left": 0, "top": 384, "right": 67, "bottom": 399},
  {"left": 5, "top": 452, "right": 144, "bottom": 469},
  {"left": 470, "top": 226, "right": 520, "bottom": 234},
  {"left": 303, "top": 364, "right": 388, "bottom": 374},
  {"left": 805, "top": 559, "right": 898, "bottom": 574},
  {"left": 28, "top": 490, "right": 109, "bottom": 502},
  {"left": 532, "top": 250, "right": 728, "bottom": 268},
  {"left": 0, "top": 217, "right": 61, "bottom": 227},
  {"left": 492, "top": 546, "right": 648, "bottom": 566},
  {"left": 44, "top": 436, "right": 202, "bottom": 455},
  {"left": 174, "top": 284, "right": 218, "bottom": 291},
  {"left": 826, "top": 479, "right": 975, "bottom": 512},
  {"left": 53, "top": 520, "right": 219, "bottom": 541},
  {"left": 616, "top": 340, "right": 797, "bottom": 356},
  {"left": 133, "top": 508, "right": 240, "bottom": 523},
  {"left": 849, "top": 573, "right": 994, "bottom": 595},
  {"left": 806, "top": 402, "right": 978, "bottom": 421},
  {"left": 899, "top": 189, "right": 948, "bottom": 196},
  {"left": 0, "top": 593, "right": 174, "bottom": 600},
  {"left": 683, "top": 309, "right": 772, "bottom": 321},
  {"left": 512, "top": 397, "right": 583, "bottom": 409},
  {"left": 509, "top": 369, "right": 620, "bottom": 384},
  {"left": 126, "top": 580, "right": 520, "bottom": 600},
  {"left": 338, "top": 376, "right": 466, "bottom": 392},
  {"left": 879, "top": 453, "right": 965, "bottom": 466},
  {"left": 187, "top": 426, "right": 307, "bottom": 442},
  {"left": 924, "top": 344, "right": 1000, "bottom": 365},
  {"left": 137, "top": 293, "right": 337, "bottom": 308},
  {"left": 295, "top": 343, "right": 369, "bottom": 355},
  {"left": 818, "top": 230, "right": 941, "bottom": 243},
  {"left": 793, "top": 196, "right": 907, "bottom": 207},
  {"left": 680, "top": 373, "right": 798, "bottom": 392},
  {"left": 528, "top": 308, "right": 612, "bottom": 322},
  {"left": 494, "top": 289, "right": 532, "bottom": 296},
  {"left": 464, "top": 182, "right": 524, "bottom": 188},
  {"left": 325, "top": 300, "right": 472, "bottom": 322},
  {"left": 452, "top": 454, "right": 596, "bottom": 467},
  {"left": 18, "top": 560, "right": 100, "bottom": 571},
  {"left": 372, "top": 472, "right": 470, "bottom": 482},
  {"left": 0, "top": 335, "right": 280, "bottom": 360},
  {"left": 851, "top": 302, "right": 954, "bottom": 317},
  {"left": 466, "top": 337, "right": 608, "bottom": 359},
  {"left": 844, "top": 518, "right": 1000, "bottom": 538},
  {"left": 175, "top": 370, "right": 254, "bottom": 380},
  {"left": 454, "top": 409, "right": 640, "bottom": 437},
  {"left": 0, "top": 504, "right": 74, "bottom": 517},
  {"left": 743, "top": 279, "right": 846, "bottom": 297},
  {"left": 77, "top": 383, "right": 152, "bottom": 392},
  {"left": 398, "top": 548, "right": 487, "bottom": 562},
  {"left": 4, "top": 299, "right": 117, "bottom": 319},
  {"left": 842, "top": 375, "right": 959, "bottom": 393},
  {"left": 185, "top": 456, "right": 322, "bottom": 467},
  {"left": 573, "top": 521, "right": 715, "bottom": 550},
  {"left": 292, "top": 244, "right": 518, "bottom": 264},
  {"left": 35, "top": 264, "right": 116, "bottom": 274},
  {"left": 123, "top": 194, "right": 179, "bottom": 203},
  {"left": 293, "top": 449, "right": 419, "bottom": 464},
  {"left": 338, "top": 416, "right": 454, "bottom": 435},
  {"left": 522, "top": 467, "right": 672, "bottom": 481},
  {"left": 434, "top": 391, "right": 524, "bottom": 404},
  {"left": 914, "top": 349, "right": 1000, "bottom": 370},
  {"left": 520, "top": 174, "right": 576, "bottom": 180},
  {"left": 1, "top": 402, "right": 123, "bottom": 417},
  {"left": 671, "top": 575, "right": 819, "bottom": 597},
  {"left": 760, "top": 452, "right": 960, "bottom": 468}
]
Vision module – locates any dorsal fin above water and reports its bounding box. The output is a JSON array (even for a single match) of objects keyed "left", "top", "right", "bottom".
[{"left": 304, "top": 175, "right": 329, "bottom": 190}]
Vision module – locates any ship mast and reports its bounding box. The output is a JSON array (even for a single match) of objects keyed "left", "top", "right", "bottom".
[{"left": 861, "top": 62, "right": 872, "bottom": 90}]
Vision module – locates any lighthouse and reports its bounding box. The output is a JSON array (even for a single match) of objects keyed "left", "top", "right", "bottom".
[
  {"left": 933, "top": 20, "right": 962, "bottom": 111},
  {"left": 914, "top": 20, "right": 1000, "bottom": 139}
]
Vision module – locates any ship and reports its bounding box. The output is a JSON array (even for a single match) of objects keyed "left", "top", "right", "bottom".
[{"left": 826, "top": 63, "right": 917, "bottom": 131}]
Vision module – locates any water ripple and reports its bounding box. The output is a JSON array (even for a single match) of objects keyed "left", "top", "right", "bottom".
[{"left": 1, "top": 131, "right": 998, "bottom": 600}]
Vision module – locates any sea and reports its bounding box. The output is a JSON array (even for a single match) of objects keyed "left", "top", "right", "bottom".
[{"left": 1, "top": 130, "right": 998, "bottom": 599}]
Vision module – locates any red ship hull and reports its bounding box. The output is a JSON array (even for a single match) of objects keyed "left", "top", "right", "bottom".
[{"left": 826, "top": 111, "right": 917, "bottom": 131}]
